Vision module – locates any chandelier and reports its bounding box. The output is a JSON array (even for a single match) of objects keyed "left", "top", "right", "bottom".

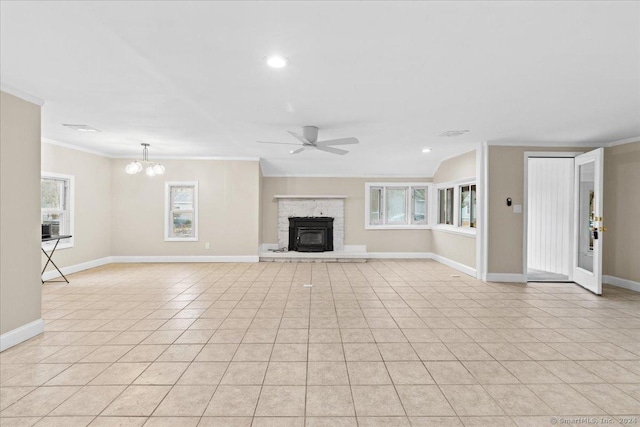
[{"left": 125, "top": 143, "right": 165, "bottom": 176}]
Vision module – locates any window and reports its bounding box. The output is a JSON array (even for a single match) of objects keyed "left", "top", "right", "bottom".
[
  {"left": 438, "top": 187, "right": 454, "bottom": 225},
  {"left": 386, "top": 187, "right": 407, "bottom": 224},
  {"left": 41, "top": 173, "right": 74, "bottom": 249},
  {"left": 459, "top": 184, "right": 477, "bottom": 228},
  {"left": 369, "top": 187, "right": 383, "bottom": 225},
  {"left": 165, "top": 182, "right": 198, "bottom": 241},
  {"left": 412, "top": 187, "right": 427, "bottom": 224},
  {"left": 365, "top": 183, "right": 428, "bottom": 228}
]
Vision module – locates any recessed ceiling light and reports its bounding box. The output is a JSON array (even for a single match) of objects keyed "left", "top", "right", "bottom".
[
  {"left": 266, "top": 55, "right": 288, "bottom": 68},
  {"left": 63, "top": 124, "right": 101, "bottom": 132},
  {"left": 439, "top": 130, "right": 469, "bottom": 137},
  {"left": 422, "top": 148, "right": 432, "bottom": 153}
]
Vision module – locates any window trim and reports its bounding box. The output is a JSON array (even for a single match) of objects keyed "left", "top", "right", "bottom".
[
  {"left": 459, "top": 183, "right": 477, "bottom": 228},
  {"left": 433, "top": 178, "right": 477, "bottom": 236},
  {"left": 164, "top": 181, "right": 199, "bottom": 242},
  {"left": 365, "top": 182, "right": 431, "bottom": 230},
  {"left": 41, "top": 172, "right": 75, "bottom": 250}
]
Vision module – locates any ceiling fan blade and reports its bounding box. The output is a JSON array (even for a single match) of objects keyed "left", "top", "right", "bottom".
[
  {"left": 257, "top": 141, "right": 303, "bottom": 146},
  {"left": 316, "top": 137, "right": 359, "bottom": 146},
  {"left": 314, "top": 145, "right": 349, "bottom": 155},
  {"left": 290, "top": 147, "right": 307, "bottom": 154},
  {"left": 287, "top": 130, "right": 313, "bottom": 145}
]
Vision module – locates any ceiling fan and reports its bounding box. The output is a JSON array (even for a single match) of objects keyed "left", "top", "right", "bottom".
[{"left": 258, "top": 126, "right": 359, "bottom": 155}]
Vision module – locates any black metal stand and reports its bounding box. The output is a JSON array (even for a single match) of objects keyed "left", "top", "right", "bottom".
[{"left": 41, "top": 235, "right": 72, "bottom": 284}]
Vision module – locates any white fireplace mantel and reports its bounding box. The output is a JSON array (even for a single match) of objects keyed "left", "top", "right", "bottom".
[
  {"left": 274, "top": 195, "right": 348, "bottom": 199},
  {"left": 276, "top": 196, "right": 346, "bottom": 251}
]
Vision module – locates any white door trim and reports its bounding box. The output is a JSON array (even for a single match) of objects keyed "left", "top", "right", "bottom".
[{"left": 572, "top": 148, "right": 604, "bottom": 295}]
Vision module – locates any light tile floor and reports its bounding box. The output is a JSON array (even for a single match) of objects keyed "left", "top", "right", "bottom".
[{"left": 1, "top": 261, "right": 640, "bottom": 427}]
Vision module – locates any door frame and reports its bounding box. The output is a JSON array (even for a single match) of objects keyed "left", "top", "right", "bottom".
[
  {"left": 572, "top": 148, "right": 605, "bottom": 295},
  {"left": 523, "top": 152, "right": 583, "bottom": 282}
]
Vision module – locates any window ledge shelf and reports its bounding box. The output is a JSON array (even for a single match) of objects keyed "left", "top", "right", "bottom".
[
  {"left": 366, "top": 225, "right": 431, "bottom": 230},
  {"left": 432, "top": 225, "right": 476, "bottom": 237},
  {"left": 274, "top": 195, "right": 348, "bottom": 199}
]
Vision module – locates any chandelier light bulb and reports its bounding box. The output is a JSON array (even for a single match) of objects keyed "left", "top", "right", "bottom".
[{"left": 127, "top": 144, "right": 165, "bottom": 177}]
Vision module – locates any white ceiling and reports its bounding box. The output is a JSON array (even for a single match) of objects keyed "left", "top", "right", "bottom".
[{"left": 1, "top": 1, "right": 638, "bottom": 176}]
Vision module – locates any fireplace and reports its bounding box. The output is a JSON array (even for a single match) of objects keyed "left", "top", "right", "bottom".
[{"left": 289, "top": 217, "right": 334, "bottom": 252}]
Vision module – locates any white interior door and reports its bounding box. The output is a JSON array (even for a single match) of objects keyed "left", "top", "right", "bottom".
[{"left": 572, "top": 148, "right": 604, "bottom": 295}]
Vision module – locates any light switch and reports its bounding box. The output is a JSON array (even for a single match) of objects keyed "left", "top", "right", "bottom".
[{"left": 513, "top": 204, "right": 522, "bottom": 214}]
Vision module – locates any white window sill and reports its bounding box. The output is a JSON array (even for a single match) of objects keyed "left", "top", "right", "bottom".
[
  {"left": 365, "top": 224, "right": 431, "bottom": 230},
  {"left": 432, "top": 225, "right": 477, "bottom": 237},
  {"left": 165, "top": 238, "right": 199, "bottom": 242}
]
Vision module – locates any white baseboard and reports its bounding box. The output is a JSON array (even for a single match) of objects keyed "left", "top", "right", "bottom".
[
  {"left": 110, "top": 256, "right": 259, "bottom": 263},
  {"left": 42, "top": 256, "right": 112, "bottom": 281},
  {"left": 486, "top": 273, "right": 527, "bottom": 283},
  {"left": 368, "top": 252, "right": 432, "bottom": 259},
  {"left": 604, "top": 275, "right": 640, "bottom": 293},
  {"left": 430, "top": 253, "right": 476, "bottom": 277},
  {"left": 0, "top": 319, "right": 45, "bottom": 352}
]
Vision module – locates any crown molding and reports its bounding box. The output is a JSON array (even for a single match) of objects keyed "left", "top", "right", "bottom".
[
  {"left": 606, "top": 136, "right": 640, "bottom": 148},
  {"left": 262, "top": 173, "right": 432, "bottom": 178},
  {"left": 1, "top": 83, "right": 44, "bottom": 106},
  {"left": 487, "top": 140, "right": 604, "bottom": 147},
  {"left": 42, "top": 138, "right": 111, "bottom": 157},
  {"left": 42, "top": 140, "right": 261, "bottom": 161}
]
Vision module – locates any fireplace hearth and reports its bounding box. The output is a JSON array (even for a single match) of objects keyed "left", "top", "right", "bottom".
[{"left": 289, "top": 217, "right": 334, "bottom": 252}]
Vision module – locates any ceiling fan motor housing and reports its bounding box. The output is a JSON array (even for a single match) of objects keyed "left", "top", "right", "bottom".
[{"left": 302, "top": 126, "right": 319, "bottom": 143}]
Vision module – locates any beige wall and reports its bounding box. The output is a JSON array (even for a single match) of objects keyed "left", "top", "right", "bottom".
[
  {"left": 1, "top": 91, "right": 42, "bottom": 335},
  {"left": 431, "top": 149, "right": 477, "bottom": 269},
  {"left": 432, "top": 231, "right": 476, "bottom": 268},
  {"left": 261, "top": 177, "right": 432, "bottom": 253},
  {"left": 487, "top": 146, "right": 587, "bottom": 274},
  {"left": 604, "top": 141, "right": 640, "bottom": 282},
  {"left": 41, "top": 143, "right": 112, "bottom": 271},
  {"left": 433, "top": 149, "right": 476, "bottom": 184},
  {"left": 111, "top": 159, "right": 261, "bottom": 256}
]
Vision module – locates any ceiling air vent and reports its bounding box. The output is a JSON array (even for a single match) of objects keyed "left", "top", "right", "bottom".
[
  {"left": 439, "top": 130, "right": 469, "bottom": 137},
  {"left": 62, "top": 124, "right": 101, "bottom": 132}
]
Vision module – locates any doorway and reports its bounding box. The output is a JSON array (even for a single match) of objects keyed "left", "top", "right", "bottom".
[
  {"left": 523, "top": 149, "right": 604, "bottom": 294},
  {"left": 526, "top": 156, "right": 574, "bottom": 281}
]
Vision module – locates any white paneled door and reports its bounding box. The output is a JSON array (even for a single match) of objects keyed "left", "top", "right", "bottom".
[
  {"left": 527, "top": 158, "right": 574, "bottom": 278},
  {"left": 572, "top": 148, "right": 604, "bottom": 295}
]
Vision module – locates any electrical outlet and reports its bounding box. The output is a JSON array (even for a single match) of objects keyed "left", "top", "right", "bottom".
[{"left": 205, "top": 242, "right": 211, "bottom": 250}]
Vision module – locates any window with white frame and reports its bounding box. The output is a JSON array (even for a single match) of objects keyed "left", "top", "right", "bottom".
[
  {"left": 41, "top": 173, "right": 74, "bottom": 249},
  {"left": 459, "top": 184, "right": 477, "bottom": 228},
  {"left": 165, "top": 182, "right": 198, "bottom": 241},
  {"left": 435, "top": 180, "right": 477, "bottom": 234},
  {"left": 365, "top": 183, "right": 428, "bottom": 228},
  {"left": 438, "top": 187, "right": 454, "bottom": 225}
]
